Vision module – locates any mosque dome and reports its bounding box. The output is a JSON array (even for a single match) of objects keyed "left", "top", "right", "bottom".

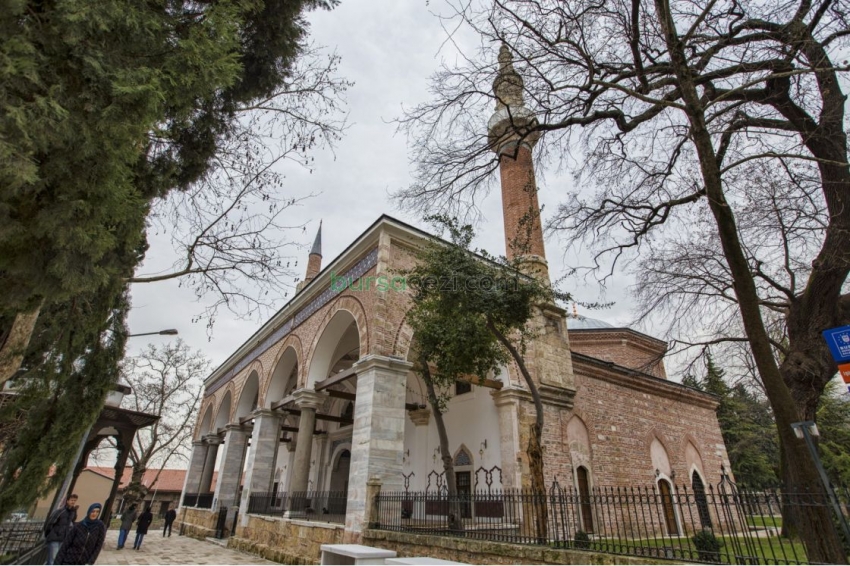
[{"left": 567, "top": 315, "right": 615, "bottom": 330}]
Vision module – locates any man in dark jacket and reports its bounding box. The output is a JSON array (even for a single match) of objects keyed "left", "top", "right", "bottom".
[
  {"left": 43, "top": 494, "right": 78, "bottom": 565},
  {"left": 117, "top": 504, "right": 137, "bottom": 550},
  {"left": 133, "top": 506, "right": 153, "bottom": 550},
  {"left": 162, "top": 504, "right": 177, "bottom": 537}
]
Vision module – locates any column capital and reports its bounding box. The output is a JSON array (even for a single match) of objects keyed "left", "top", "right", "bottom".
[
  {"left": 203, "top": 434, "right": 223, "bottom": 445},
  {"left": 292, "top": 388, "right": 328, "bottom": 411},
  {"left": 223, "top": 423, "right": 248, "bottom": 434},
  {"left": 193, "top": 439, "right": 206, "bottom": 448},
  {"left": 352, "top": 354, "right": 414, "bottom": 374},
  {"left": 251, "top": 408, "right": 280, "bottom": 420},
  {"left": 491, "top": 387, "right": 532, "bottom": 407},
  {"left": 408, "top": 408, "right": 431, "bottom": 427}
]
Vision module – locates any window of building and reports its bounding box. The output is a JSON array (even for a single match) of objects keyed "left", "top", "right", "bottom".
[{"left": 455, "top": 381, "right": 472, "bottom": 396}]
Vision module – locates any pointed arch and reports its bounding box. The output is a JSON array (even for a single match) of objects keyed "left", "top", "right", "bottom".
[
  {"left": 213, "top": 390, "right": 233, "bottom": 431},
  {"left": 305, "top": 297, "right": 368, "bottom": 388},
  {"left": 264, "top": 337, "right": 301, "bottom": 408},
  {"left": 235, "top": 370, "right": 260, "bottom": 420},
  {"left": 453, "top": 445, "right": 474, "bottom": 468},
  {"left": 196, "top": 404, "right": 214, "bottom": 440}
]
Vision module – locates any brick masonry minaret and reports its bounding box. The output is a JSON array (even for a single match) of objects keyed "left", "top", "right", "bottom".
[
  {"left": 488, "top": 44, "right": 549, "bottom": 283},
  {"left": 305, "top": 221, "right": 322, "bottom": 282}
]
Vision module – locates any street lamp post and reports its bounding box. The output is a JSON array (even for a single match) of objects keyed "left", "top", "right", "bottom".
[
  {"left": 790, "top": 421, "right": 850, "bottom": 543},
  {"left": 127, "top": 329, "right": 179, "bottom": 338}
]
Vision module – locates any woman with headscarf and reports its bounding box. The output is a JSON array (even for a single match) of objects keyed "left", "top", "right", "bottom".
[{"left": 54, "top": 502, "right": 107, "bottom": 565}]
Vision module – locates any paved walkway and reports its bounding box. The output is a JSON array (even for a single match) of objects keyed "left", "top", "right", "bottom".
[{"left": 96, "top": 529, "right": 276, "bottom": 565}]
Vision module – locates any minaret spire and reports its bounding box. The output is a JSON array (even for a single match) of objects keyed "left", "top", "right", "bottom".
[
  {"left": 304, "top": 221, "right": 323, "bottom": 283},
  {"left": 310, "top": 220, "right": 322, "bottom": 257},
  {"left": 487, "top": 44, "right": 549, "bottom": 283}
]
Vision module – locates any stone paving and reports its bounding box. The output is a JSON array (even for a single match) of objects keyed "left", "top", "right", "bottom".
[{"left": 96, "top": 529, "right": 276, "bottom": 565}]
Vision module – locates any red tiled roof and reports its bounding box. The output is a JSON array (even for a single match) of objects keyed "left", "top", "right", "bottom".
[{"left": 84, "top": 467, "right": 197, "bottom": 493}]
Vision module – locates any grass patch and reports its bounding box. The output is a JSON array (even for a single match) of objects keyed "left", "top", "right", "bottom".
[{"left": 554, "top": 533, "right": 808, "bottom": 564}]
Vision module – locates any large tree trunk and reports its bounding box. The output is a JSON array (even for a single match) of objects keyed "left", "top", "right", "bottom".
[
  {"left": 0, "top": 303, "right": 42, "bottom": 385},
  {"left": 654, "top": 0, "right": 847, "bottom": 561},
  {"left": 419, "top": 356, "right": 463, "bottom": 532},
  {"left": 122, "top": 465, "right": 149, "bottom": 512},
  {"left": 488, "top": 320, "right": 548, "bottom": 543}
]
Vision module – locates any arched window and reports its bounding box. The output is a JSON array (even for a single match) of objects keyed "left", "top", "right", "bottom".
[{"left": 692, "top": 470, "right": 712, "bottom": 529}]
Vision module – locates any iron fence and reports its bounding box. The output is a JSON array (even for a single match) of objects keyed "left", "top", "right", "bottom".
[
  {"left": 374, "top": 482, "right": 850, "bottom": 565},
  {"left": 181, "top": 492, "right": 214, "bottom": 509},
  {"left": 247, "top": 491, "right": 347, "bottom": 524},
  {"left": 0, "top": 520, "right": 45, "bottom": 564}
]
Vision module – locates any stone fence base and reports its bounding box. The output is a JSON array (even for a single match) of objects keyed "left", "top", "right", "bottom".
[
  {"left": 362, "top": 530, "right": 661, "bottom": 565},
  {"left": 228, "top": 514, "right": 345, "bottom": 564},
  {"left": 176, "top": 507, "right": 217, "bottom": 540}
]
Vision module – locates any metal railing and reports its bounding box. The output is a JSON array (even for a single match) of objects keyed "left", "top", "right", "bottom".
[
  {"left": 0, "top": 520, "right": 46, "bottom": 564},
  {"left": 182, "top": 492, "right": 214, "bottom": 509},
  {"left": 247, "top": 491, "right": 347, "bottom": 524},
  {"left": 373, "top": 482, "right": 850, "bottom": 565}
]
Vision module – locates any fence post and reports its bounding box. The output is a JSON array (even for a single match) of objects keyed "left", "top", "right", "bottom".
[{"left": 365, "top": 476, "right": 383, "bottom": 529}]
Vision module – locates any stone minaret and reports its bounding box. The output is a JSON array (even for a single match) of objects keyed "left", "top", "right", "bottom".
[
  {"left": 487, "top": 44, "right": 549, "bottom": 283},
  {"left": 296, "top": 222, "right": 322, "bottom": 293},
  {"left": 305, "top": 221, "right": 322, "bottom": 281}
]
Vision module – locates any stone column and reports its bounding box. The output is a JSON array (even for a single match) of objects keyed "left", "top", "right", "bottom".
[
  {"left": 182, "top": 440, "right": 207, "bottom": 503},
  {"left": 492, "top": 388, "right": 524, "bottom": 490},
  {"left": 282, "top": 442, "right": 297, "bottom": 491},
  {"left": 199, "top": 434, "right": 221, "bottom": 493},
  {"left": 345, "top": 355, "right": 412, "bottom": 537},
  {"left": 314, "top": 433, "right": 329, "bottom": 491},
  {"left": 408, "top": 408, "right": 430, "bottom": 518},
  {"left": 289, "top": 389, "right": 327, "bottom": 493},
  {"left": 239, "top": 410, "right": 281, "bottom": 523},
  {"left": 213, "top": 425, "right": 249, "bottom": 510}
]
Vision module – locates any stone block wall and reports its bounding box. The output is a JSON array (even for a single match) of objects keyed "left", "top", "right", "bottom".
[
  {"left": 176, "top": 508, "right": 217, "bottom": 540},
  {"left": 362, "top": 529, "right": 660, "bottom": 565},
  {"left": 228, "top": 515, "right": 344, "bottom": 564}
]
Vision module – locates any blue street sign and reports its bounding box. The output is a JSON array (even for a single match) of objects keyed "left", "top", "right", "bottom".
[{"left": 822, "top": 325, "right": 850, "bottom": 364}]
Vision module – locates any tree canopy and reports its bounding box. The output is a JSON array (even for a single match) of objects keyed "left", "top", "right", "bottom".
[
  {"left": 398, "top": 0, "right": 850, "bottom": 559},
  {"left": 0, "top": 0, "right": 343, "bottom": 379},
  {"left": 0, "top": 0, "right": 343, "bottom": 517}
]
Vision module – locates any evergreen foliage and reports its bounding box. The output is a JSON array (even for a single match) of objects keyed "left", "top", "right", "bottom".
[
  {"left": 0, "top": 284, "right": 130, "bottom": 518},
  {"left": 0, "top": 0, "right": 336, "bottom": 318},
  {"left": 816, "top": 381, "right": 850, "bottom": 486},
  {"left": 688, "top": 354, "right": 780, "bottom": 487},
  {"left": 0, "top": 0, "right": 338, "bottom": 518},
  {"left": 691, "top": 355, "right": 850, "bottom": 487}
]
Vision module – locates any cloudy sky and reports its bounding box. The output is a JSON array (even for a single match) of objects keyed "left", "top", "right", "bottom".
[{"left": 126, "top": 0, "right": 637, "bottom": 373}]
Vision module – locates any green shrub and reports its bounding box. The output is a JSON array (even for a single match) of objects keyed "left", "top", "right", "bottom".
[
  {"left": 692, "top": 529, "right": 723, "bottom": 563},
  {"left": 574, "top": 530, "right": 591, "bottom": 550}
]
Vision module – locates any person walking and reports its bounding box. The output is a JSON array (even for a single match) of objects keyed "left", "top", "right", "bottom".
[
  {"left": 54, "top": 503, "right": 106, "bottom": 565},
  {"left": 43, "top": 494, "right": 78, "bottom": 565},
  {"left": 162, "top": 504, "right": 176, "bottom": 537},
  {"left": 116, "top": 504, "right": 137, "bottom": 550},
  {"left": 132, "top": 506, "right": 153, "bottom": 550}
]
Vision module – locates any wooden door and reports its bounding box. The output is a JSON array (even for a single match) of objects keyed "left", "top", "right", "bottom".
[
  {"left": 456, "top": 471, "right": 472, "bottom": 518},
  {"left": 658, "top": 479, "right": 679, "bottom": 535},
  {"left": 577, "top": 467, "right": 594, "bottom": 533}
]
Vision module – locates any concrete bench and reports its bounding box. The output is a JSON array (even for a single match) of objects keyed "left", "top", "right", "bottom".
[
  {"left": 385, "top": 558, "right": 469, "bottom": 565},
  {"left": 320, "top": 544, "right": 398, "bottom": 565}
]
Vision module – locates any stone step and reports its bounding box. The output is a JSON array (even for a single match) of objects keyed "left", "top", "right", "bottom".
[{"left": 205, "top": 536, "right": 229, "bottom": 547}]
